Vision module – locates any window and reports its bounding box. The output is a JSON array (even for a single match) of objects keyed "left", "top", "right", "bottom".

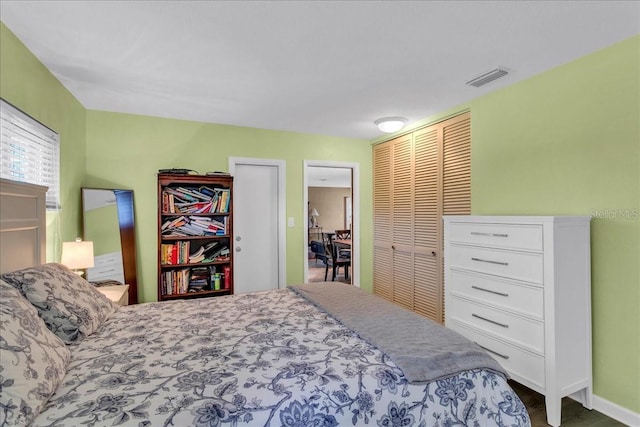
[{"left": 0, "top": 99, "right": 60, "bottom": 210}]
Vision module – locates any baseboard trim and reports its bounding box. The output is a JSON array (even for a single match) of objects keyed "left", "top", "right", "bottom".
[
  {"left": 570, "top": 392, "right": 640, "bottom": 426},
  {"left": 592, "top": 395, "right": 640, "bottom": 427}
]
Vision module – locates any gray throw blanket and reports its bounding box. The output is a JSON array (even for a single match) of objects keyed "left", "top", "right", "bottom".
[{"left": 291, "top": 282, "right": 507, "bottom": 384}]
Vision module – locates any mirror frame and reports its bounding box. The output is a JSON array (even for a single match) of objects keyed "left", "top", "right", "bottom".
[{"left": 81, "top": 187, "right": 138, "bottom": 304}]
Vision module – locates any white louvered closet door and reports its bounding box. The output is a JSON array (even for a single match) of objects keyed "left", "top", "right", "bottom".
[{"left": 372, "top": 112, "right": 470, "bottom": 323}]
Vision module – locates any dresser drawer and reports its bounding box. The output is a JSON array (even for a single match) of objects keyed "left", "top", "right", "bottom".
[
  {"left": 448, "top": 296, "right": 544, "bottom": 353},
  {"left": 448, "top": 319, "right": 545, "bottom": 390},
  {"left": 87, "top": 267, "right": 125, "bottom": 282},
  {"left": 448, "top": 222, "right": 543, "bottom": 251},
  {"left": 87, "top": 251, "right": 125, "bottom": 282},
  {"left": 448, "top": 270, "right": 543, "bottom": 319},
  {"left": 448, "top": 245, "right": 543, "bottom": 284},
  {"left": 93, "top": 251, "right": 123, "bottom": 266}
]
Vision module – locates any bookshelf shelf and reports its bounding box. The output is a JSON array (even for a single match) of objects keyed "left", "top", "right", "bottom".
[
  {"left": 161, "top": 212, "right": 231, "bottom": 217},
  {"left": 160, "top": 260, "right": 231, "bottom": 268},
  {"left": 161, "top": 235, "right": 231, "bottom": 241},
  {"left": 160, "top": 289, "right": 230, "bottom": 300},
  {"left": 157, "top": 173, "right": 234, "bottom": 300}
]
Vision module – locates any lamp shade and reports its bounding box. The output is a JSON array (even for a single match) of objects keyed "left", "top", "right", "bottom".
[
  {"left": 310, "top": 208, "right": 320, "bottom": 217},
  {"left": 375, "top": 117, "right": 408, "bottom": 133},
  {"left": 61, "top": 238, "right": 95, "bottom": 272}
]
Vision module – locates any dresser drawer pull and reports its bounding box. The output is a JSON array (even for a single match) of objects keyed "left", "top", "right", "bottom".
[
  {"left": 475, "top": 342, "right": 510, "bottom": 360},
  {"left": 472, "top": 313, "right": 509, "bottom": 328},
  {"left": 470, "top": 232, "right": 509, "bottom": 238},
  {"left": 471, "top": 257, "right": 509, "bottom": 266},
  {"left": 471, "top": 285, "right": 509, "bottom": 297}
]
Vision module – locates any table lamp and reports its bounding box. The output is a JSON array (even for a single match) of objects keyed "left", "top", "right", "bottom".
[
  {"left": 310, "top": 208, "right": 320, "bottom": 227},
  {"left": 61, "top": 238, "right": 95, "bottom": 276}
]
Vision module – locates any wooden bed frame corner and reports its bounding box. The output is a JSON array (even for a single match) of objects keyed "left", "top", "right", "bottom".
[{"left": 0, "top": 178, "right": 47, "bottom": 274}]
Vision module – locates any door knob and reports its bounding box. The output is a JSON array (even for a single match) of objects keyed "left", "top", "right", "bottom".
[
  {"left": 236, "top": 236, "right": 242, "bottom": 241},
  {"left": 235, "top": 247, "right": 241, "bottom": 252}
]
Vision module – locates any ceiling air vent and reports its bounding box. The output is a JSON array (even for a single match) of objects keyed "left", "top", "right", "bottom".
[{"left": 466, "top": 67, "right": 509, "bottom": 88}]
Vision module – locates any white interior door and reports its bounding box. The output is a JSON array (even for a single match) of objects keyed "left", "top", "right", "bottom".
[{"left": 230, "top": 159, "right": 285, "bottom": 293}]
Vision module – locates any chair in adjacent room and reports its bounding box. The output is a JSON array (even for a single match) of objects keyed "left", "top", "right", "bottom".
[
  {"left": 333, "top": 229, "right": 351, "bottom": 259},
  {"left": 309, "top": 240, "right": 328, "bottom": 266},
  {"left": 322, "top": 234, "right": 351, "bottom": 282},
  {"left": 334, "top": 229, "right": 351, "bottom": 239}
]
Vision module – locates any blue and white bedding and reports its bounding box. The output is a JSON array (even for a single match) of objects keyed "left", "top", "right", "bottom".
[{"left": 26, "top": 285, "right": 530, "bottom": 426}]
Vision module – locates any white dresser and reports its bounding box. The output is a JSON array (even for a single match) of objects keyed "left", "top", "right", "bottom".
[{"left": 443, "top": 216, "right": 592, "bottom": 427}]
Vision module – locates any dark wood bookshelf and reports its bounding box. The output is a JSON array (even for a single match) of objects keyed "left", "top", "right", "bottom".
[{"left": 157, "top": 173, "right": 234, "bottom": 300}]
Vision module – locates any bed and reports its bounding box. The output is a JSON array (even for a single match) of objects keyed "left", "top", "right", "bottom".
[{"left": 0, "top": 181, "right": 531, "bottom": 427}]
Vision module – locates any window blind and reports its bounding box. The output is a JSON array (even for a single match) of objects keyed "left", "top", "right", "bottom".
[{"left": 0, "top": 99, "right": 60, "bottom": 210}]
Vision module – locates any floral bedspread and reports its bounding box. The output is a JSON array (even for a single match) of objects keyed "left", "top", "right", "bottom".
[{"left": 32, "top": 288, "right": 531, "bottom": 427}]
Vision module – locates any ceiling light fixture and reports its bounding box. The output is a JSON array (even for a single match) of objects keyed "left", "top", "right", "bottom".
[{"left": 375, "top": 117, "right": 408, "bottom": 133}]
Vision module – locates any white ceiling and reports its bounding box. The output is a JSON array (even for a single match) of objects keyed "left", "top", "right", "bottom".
[
  {"left": 1, "top": 1, "right": 638, "bottom": 140},
  {"left": 308, "top": 166, "right": 351, "bottom": 188}
]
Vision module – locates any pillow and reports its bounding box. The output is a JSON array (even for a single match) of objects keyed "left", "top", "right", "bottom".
[
  {"left": 0, "top": 279, "right": 71, "bottom": 426},
  {"left": 1, "top": 263, "right": 118, "bottom": 344}
]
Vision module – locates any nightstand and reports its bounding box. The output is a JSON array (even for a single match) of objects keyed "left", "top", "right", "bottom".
[{"left": 97, "top": 284, "right": 130, "bottom": 306}]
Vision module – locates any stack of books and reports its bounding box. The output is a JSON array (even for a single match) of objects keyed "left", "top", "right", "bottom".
[
  {"left": 162, "top": 186, "right": 231, "bottom": 213},
  {"left": 161, "top": 216, "right": 227, "bottom": 237},
  {"left": 190, "top": 241, "right": 229, "bottom": 263},
  {"left": 188, "top": 266, "right": 211, "bottom": 292}
]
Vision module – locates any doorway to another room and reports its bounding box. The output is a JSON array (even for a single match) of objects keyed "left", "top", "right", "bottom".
[{"left": 304, "top": 162, "right": 359, "bottom": 287}]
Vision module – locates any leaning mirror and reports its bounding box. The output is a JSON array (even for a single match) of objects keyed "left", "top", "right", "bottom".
[{"left": 82, "top": 187, "right": 138, "bottom": 304}]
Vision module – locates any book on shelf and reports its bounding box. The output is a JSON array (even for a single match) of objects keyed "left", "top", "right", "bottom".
[
  {"left": 223, "top": 265, "right": 231, "bottom": 289},
  {"left": 215, "top": 189, "right": 230, "bottom": 213},
  {"left": 161, "top": 216, "right": 187, "bottom": 230},
  {"left": 176, "top": 186, "right": 211, "bottom": 201},
  {"left": 164, "top": 187, "right": 197, "bottom": 203},
  {"left": 161, "top": 243, "right": 176, "bottom": 264},
  {"left": 188, "top": 266, "right": 211, "bottom": 292},
  {"left": 188, "top": 245, "right": 205, "bottom": 263},
  {"left": 162, "top": 185, "right": 229, "bottom": 214},
  {"left": 161, "top": 241, "right": 229, "bottom": 265},
  {"left": 161, "top": 241, "right": 190, "bottom": 264},
  {"left": 162, "top": 216, "right": 227, "bottom": 237},
  {"left": 161, "top": 267, "right": 190, "bottom": 295},
  {"left": 203, "top": 241, "right": 229, "bottom": 262},
  {"left": 198, "top": 186, "right": 216, "bottom": 197}
]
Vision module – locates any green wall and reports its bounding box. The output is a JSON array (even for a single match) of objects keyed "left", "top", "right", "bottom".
[
  {"left": 84, "top": 112, "right": 373, "bottom": 302},
  {"left": 0, "top": 23, "right": 87, "bottom": 261},
  {"left": 470, "top": 36, "right": 640, "bottom": 412}
]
